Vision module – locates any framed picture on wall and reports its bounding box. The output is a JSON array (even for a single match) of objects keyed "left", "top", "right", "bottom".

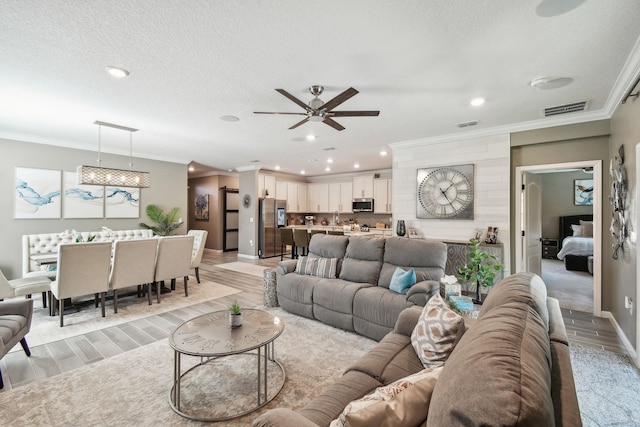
[
  {"left": 105, "top": 186, "right": 140, "bottom": 218},
  {"left": 15, "top": 167, "right": 62, "bottom": 219},
  {"left": 574, "top": 179, "right": 593, "bottom": 206},
  {"left": 195, "top": 194, "right": 209, "bottom": 221}
]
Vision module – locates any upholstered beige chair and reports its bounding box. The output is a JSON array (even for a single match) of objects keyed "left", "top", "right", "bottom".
[
  {"left": 187, "top": 230, "right": 208, "bottom": 283},
  {"left": 0, "top": 299, "right": 33, "bottom": 389},
  {"left": 279, "top": 228, "right": 295, "bottom": 260},
  {"left": 109, "top": 239, "right": 158, "bottom": 313},
  {"left": 150, "top": 236, "right": 194, "bottom": 305},
  {"left": 293, "top": 229, "right": 310, "bottom": 257},
  {"left": 50, "top": 242, "right": 112, "bottom": 327},
  {"left": 0, "top": 268, "right": 51, "bottom": 309}
]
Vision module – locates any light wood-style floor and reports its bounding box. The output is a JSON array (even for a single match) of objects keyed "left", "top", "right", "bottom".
[{"left": 0, "top": 250, "right": 627, "bottom": 391}]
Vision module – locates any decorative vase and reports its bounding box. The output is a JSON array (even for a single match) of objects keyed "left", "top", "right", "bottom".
[
  {"left": 474, "top": 280, "right": 483, "bottom": 305},
  {"left": 396, "top": 220, "right": 406, "bottom": 237},
  {"left": 229, "top": 312, "right": 243, "bottom": 328}
]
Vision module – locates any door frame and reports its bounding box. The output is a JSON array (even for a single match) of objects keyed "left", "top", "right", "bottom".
[{"left": 515, "top": 160, "right": 602, "bottom": 317}]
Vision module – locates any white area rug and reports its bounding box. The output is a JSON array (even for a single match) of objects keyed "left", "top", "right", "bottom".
[
  {"left": 21, "top": 280, "right": 240, "bottom": 348},
  {"left": 541, "top": 258, "right": 593, "bottom": 312},
  {"left": 216, "top": 262, "right": 269, "bottom": 278}
]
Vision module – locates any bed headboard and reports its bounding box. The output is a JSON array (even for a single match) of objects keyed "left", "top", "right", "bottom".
[{"left": 559, "top": 215, "right": 593, "bottom": 249}]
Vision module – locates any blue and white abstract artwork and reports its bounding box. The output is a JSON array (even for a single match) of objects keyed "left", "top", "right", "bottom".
[
  {"left": 63, "top": 171, "right": 104, "bottom": 218},
  {"left": 574, "top": 179, "right": 594, "bottom": 206},
  {"left": 15, "top": 167, "right": 62, "bottom": 219},
  {"left": 105, "top": 186, "right": 140, "bottom": 218}
]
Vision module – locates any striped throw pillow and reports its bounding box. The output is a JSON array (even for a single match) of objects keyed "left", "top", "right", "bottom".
[{"left": 295, "top": 256, "right": 338, "bottom": 278}]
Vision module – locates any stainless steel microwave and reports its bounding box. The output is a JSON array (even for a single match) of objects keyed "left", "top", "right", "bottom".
[{"left": 352, "top": 198, "right": 374, "bottom": 212}]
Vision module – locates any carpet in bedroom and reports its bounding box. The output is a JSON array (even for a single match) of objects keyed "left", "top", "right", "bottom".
[{"left": 542, "top": 258, "right": 593, "bottom": 313}]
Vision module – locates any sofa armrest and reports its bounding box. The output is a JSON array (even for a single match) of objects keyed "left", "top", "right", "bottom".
[
  {"left": 406, "top": 280, "right": 439, "bottom": 306},
  {"left": 276, "top": 260, "right": 298, "bottom": 275},
  {"left": 253, "top": 408, "right": 319, "bottom": 427},
  {"left": 393, "top": 306, "right": 423, "bottom": 337}
]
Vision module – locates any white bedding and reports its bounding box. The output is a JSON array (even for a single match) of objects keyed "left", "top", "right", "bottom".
[{"left": 557, "top": 236, "right": 594, "bottom": 260}]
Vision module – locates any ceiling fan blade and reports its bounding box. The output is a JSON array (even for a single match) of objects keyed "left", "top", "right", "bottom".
[
  {"left": 323, "top": 117, "right": 345, "bottom": 131},
  {"left": 330, "top": 110, "right": 380, "bottom": 117},
  {"left": 276, "top": 89, "right": 310, "bottom": 111},
  {"left": 288, "top": 117, "right": 310, "bottom": 130},
  {"left": 254, "top": 111, "right": 307, "bottom": 115},
  {"left": 321, "top": 87, "right": 359, "bottom": 111}
]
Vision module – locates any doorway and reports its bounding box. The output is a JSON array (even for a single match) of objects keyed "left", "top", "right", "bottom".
[{"left": 515, "top": 160, "right": 602, "bottom": 316}]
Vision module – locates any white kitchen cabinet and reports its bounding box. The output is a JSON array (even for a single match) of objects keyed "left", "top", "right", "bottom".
[
  {"left": 258, "top": 174, "right": 276, "bottom": 198},
  {"left": 353, "top": 175, "right": 374, "bottom": 198},
  {"left": 374, "top": 178, "right": 392, "bottom": 213},
  {"left": 286, "top": 182, "right": 299, "bottom": 212},
  {"left": 330, "top": 181, "right": 353, "bottom": 212},
  {"left": 297, "top": 183, "right": 308, "bottom": 212},
  {"left": 275, "top": 181, "right": 287, "bottom": 200},
  {"left": 308, "top": 183, "right": 329, "bottom": 212}
]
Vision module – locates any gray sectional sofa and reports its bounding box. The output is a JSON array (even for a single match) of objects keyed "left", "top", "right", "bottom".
[
  {"left": 254, "top": 272, "right": 582, "bottom": 427},
  {"left": 275, "top": 234, "right": 447, "bottom": 341}
]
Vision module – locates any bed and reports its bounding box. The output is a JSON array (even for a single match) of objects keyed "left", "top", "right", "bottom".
[{"left": 557, "top": 214, "right": 594, "bottom": 272}]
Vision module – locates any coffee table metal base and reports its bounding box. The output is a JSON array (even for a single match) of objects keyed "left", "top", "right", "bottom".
[{"left": 169, "top": 342, "right": 285, "bottom": 422}]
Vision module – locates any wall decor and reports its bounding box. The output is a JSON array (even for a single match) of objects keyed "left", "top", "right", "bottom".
[
  {"left": 63, "top": 171, "right": 104, "bottom": 218},
  {"left": 15, "top": 167, "right": 62, "bottom": 219},
  {"left": 195, "top": 194, "right": 209, "bottom": 220},
  {"left": 574, "top": 179, "right": 594, "bottom": 205},
  {"left": 609, "top": 145, "right": 627, "bottom": 259},
  {"left": 105, "top": 186, "right": 140, "bottom": 218},
  {"left": 417, "top": 164, "right": 474, "bottom": 219},
  {"left": 485, "top": 226, "right": 499, "bottom": 244}
]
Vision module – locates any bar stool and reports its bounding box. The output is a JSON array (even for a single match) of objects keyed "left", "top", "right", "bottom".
[
  {"left": 280, "top": 228, "right": 295, "bottom": 261},
  {"left": 293, "top": 229, "right": 310, "bottom": 258}
]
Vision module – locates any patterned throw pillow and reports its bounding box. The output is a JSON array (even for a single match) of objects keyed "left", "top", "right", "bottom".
[
  {"left": 295, "top": 256, "right": 338, "bottom": 278},
  {"left": 389, "top": 267, "right": 417, "bottom": 294},
  {"left": 411, "top": 294, "right": 464, "bottom": 368}
]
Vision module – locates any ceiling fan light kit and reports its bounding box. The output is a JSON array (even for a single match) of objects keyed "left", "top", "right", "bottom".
[{"left": 254, "top": 85, "right": 380, "bottom": 131}]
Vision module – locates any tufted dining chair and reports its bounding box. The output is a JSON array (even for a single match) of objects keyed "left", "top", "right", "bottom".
[
  {"left": 293, "top": 229, "right": 310, "bottom": 258},
  {"left": 50, "top": 242, "right": 112, "bottom": 327},
  {"left": 150, "top": 236, "right": 194, "bottom": 305},
  {"left": 109, "top": 239, "right": 158, "bottom": 313},
  {"left": 0, "top": 299, "right": 33, "bottom": 388},
  {"left": 0, "top": 268, "right": 51, "bottom": 310},
  {"left": 187, "top": 230, "right": 208, "bottom": 283}
]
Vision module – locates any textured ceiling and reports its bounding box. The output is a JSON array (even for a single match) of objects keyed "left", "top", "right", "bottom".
[{"left": 1, "top": 0, "right": 640, "bottom": 177}]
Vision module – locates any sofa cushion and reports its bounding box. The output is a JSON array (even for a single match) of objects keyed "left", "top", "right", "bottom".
[
  {"left": 427, "top": 302, "right": 554, "bottom": 427},
  {"left": 389, "top": 267, "right": 416, "bottom": 294},
  {"left": 339, "top": 236, "right": 385, "bottom": 285},
  {"left": 276, "top": 273, "right": 320, "bottom": 319},
  {"left": 411, "top": 294, "right": 464, "bottom": 368},
  {"left": 378, "top": 238, "right": 447, "bottom": 288},
  {"left": 295, "top": 256, "right": 338, "bottom": 278},
  {"left": 353, "top": 287, "right": 414, "bottom": 341}
]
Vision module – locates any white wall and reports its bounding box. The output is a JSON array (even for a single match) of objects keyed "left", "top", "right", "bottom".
[{"left": 391, "top": 133, "right": 511, "bottom": 274}]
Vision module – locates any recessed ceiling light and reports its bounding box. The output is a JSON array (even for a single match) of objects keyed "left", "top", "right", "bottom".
[
  {"left": 106, "top": 66, "right": 129, "bottom": 78},
  {"left": 220, "top": 115, "right": 240, "bottom": 122},
  {"left": 300, "top": 170, "right": 306, "bottom": 175},
  {"left": 275, "top": 165, "right": 281, "bottom": 170},
  {"left": 354, "top": 163, "right": 360, "bottom": 169},
  {"left": 327, "top": 158, "right": 333, "bottom": 163},
  {"left": 380, "top": 150, "right": 387, "bottom": 156},
  {"left": 470, "top": 97, "right": 485, "bottom": 107},
  {"left": 306, "top": 135, "right": 316, "bottom": 141},
  {"left": 325, "top": 167, "right": 331, "bottom": 172},
  {"left": 188, "top": 166, "right": 195, "bottom": 172},
  {"left": 529, "top": 76, "right": 574, "bottom": 90}
]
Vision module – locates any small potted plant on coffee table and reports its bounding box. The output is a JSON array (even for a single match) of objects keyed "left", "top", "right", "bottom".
[
  {"left": 229, "top": 301, "right": 243, "bottom": 328},
  {"left": 457, "top": 238, "right": 503, "bottom": 304}
]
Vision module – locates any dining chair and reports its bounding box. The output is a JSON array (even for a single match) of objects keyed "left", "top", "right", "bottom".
[
  {"left": 187, "top": 230, "right": 208, "bottom": 283},
  {"left": 109, "top": 239, "right": 158, "bottom": 313},
  {"left": 0, "top": 299, "right": 33, "bottom": 389},
  {"left": 151, "top": 236, "right": 194, "bottom": 304},
  {"left": 0, "top": 268, "right": 51, "bottom": 310},
  {"left": 279, "top": 228, "right": 295, "bottom": 261},
  {"left": 293, "top": 229, "right": 310, "bottom": 258},
  {"left": 50, "top": 242, "right": 112, "bottom": 327}
]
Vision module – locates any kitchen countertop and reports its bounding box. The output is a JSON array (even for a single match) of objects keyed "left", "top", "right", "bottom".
[{"left": 286, "top": 225, "right": 392, "bottom": 236}]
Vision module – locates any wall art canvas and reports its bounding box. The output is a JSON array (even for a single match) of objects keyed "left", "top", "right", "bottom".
[
  {"left": 15, "top": 167, "right": 62, "bottom": 219},
  {"left": 63, "top": 171, "right": 104, "bottom": 218},
  {"left": 574, "top": 179, "right": 594, "bottom": 205},
  {"left": 105, "top": 186, "right": 140, "bottom": 218},
  {"left": 195, "top": 194, "right": 209, "bottom": 220}
]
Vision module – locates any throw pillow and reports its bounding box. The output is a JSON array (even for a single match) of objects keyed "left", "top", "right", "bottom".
[
  {"left": 580, "top": 220, "right": 594, "bottom": 237},
  {"left": 329, "top": 367, "right": 443, "bottom": 427},
  {"left": 295, "top": 256, "right": 337, "bottom": 278},
  {"left": 411, "top": 294, "right": 464, "bottom": 369},
  {"left": 571, "top": 224, "right": 582, "bottom": 237},
  {"left": 389, "top": 267, "right": 417, "bottom": 294}
]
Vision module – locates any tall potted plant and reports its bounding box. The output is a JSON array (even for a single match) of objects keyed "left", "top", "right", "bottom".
[
  {"left": 139, "top": 204, "right": 183, "bottom": 236},
  {"left": 457, "top": 238, "right": 503, "bottom": 304}
]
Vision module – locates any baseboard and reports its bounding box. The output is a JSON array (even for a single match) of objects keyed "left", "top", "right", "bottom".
[
  {"left": 601, "top": 310, "right": 639, "bottom": 368},
  {"left": 237, "top": 253, "right": 259, "bottom": 260}
]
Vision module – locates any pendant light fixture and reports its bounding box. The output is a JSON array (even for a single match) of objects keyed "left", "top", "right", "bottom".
[{"left": 77, "top": 121, "right": 151, "bottom": 188}]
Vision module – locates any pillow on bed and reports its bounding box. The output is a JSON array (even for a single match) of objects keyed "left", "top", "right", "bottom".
[
  {"left": 580, "top": 220, "right": 593, "bottom": 237},
  {"left": 571, "top": 224, "right": 582, "bottom": 237}
]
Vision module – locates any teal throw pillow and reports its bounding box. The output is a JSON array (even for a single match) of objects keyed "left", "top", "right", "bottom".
[{"left": 389, "top": 267, "right": 417, "bottom": 294}]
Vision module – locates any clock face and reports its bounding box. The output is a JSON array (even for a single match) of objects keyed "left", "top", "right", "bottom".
[{"left": 417, "top": 165, "right": 474, "bottom": 219}]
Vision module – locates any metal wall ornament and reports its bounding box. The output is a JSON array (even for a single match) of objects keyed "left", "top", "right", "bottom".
[{"left": 609, "top": 145, "right": 627, "bottom": 259}]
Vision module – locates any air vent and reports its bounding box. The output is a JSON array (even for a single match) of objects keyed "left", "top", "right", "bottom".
[
  {"left": 543, "top": 100, "right": 589, "bottom": 117},
  {"left": 249, "top": 159, "right": 261, "bottom": 163},
  {"left": 321, "top": 147, "right": 336, "bottom": 151},
  {"left": 457, "top": 120, "right": 478, "bottom": 128}
]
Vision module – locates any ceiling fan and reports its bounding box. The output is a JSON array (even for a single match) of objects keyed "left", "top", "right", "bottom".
[{"left": 254, "top": 85, "right": 380, "bottom": 131}]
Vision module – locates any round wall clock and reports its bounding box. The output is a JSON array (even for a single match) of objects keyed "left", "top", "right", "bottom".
[
  {"left": 417, "top": 164, "right": 474, "bottom": 219},
  {"left": 242, "top": 194, "right": 251, "bottom": 208}
]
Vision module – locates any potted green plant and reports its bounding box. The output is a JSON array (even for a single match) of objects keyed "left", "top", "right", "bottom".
[
  {"left": 229, "top": 301, "right": 243, "bottom": 328},
  {"left": 457, "top": 238, "right": 504, "bottom": 304},
  {"left": 139, "top": 204, "right": 183, "bottom": 236}
]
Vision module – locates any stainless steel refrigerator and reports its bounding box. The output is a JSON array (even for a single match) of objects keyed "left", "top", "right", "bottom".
[{"left": 258, "top": 198, "right": 286, "bottom": 258}]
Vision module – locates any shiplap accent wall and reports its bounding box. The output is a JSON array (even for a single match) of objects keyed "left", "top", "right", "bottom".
[{"left": 391, "top": 132, "right": 511, "bottom": 274}]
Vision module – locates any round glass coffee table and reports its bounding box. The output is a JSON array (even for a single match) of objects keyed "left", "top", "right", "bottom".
[{"left": 168, "top": 308, "right": 285, "bottom": 421}]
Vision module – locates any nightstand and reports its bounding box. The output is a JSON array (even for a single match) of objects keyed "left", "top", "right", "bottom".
[{"left": 542, "top": 238, "right": 559, "bottom": 259}]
